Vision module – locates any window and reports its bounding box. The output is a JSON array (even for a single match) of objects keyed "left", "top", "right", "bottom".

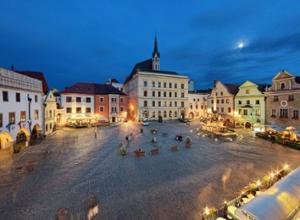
[
  {"left": 190, "top": 105, "right": 193, "bottom": 110},
  {"left": 238, "top": 109, "right": 242, "bottom": 115},
  {"left": 66, "top": 108, "right": 72, "bottom": 113},
  {"left": 158, "top": 101, "right": 161, "bottom": 107},
  {"left": 238, "top": 100, "right": 242, "bottom": 105},
  {"left": 256, "top": 109, "right": 261, "bottom": 116},
  {"left": 174, "top": 92, "right": 177, "bottom": 98},
  {"left": 34, "top": 110, "right": 39, "bottom": 120},
  {"left": 46, "top": 124, "right": 48, "bottom": 132},
  {"left": 181, "top": 92, "right": 184, "bottom": 98},
  {"left": 220, "top": 92, "right": 223, "bottom": 96},
  {"left": 111, "top": 98, "right": 117, "bottom": 102},
  {"left": 163, "top": 82, "right": 167, "bottom": 88},
  {"left": 164, "top": 92, "right": 167, "bottom": 97},
  {"left": 217, "top": 100, "right": 219, "bottom": 104},
  {"left": 144, "top": 81, "right": 148, "bottom": 87},
  {"left": 35, "top": 95, "right": 38, "bottom": 102},
  {"left": 174, "top": 101, "right": 177, "bottom": 107},
  {"left": 158, "top": 91, "right": 161, "bottom": 97},
  {"left": 293, "top": 110, "right": 299, "bottom": 119},
  {"left": 158, "top": 82, "right": 161, "bottom": 88},
  {"left": 152, "top": 81, "right": 155, "bottom": 87},
  {"left": 280, "top": 83, "right": 285, "bottom": 90},
  {"left": 195, "top": 104, "right": 198, "bottom": 109},
  {"left": 0, "top": 113, "right": 2, "bottom": 127},
  {"left": 144, "top": 91, "right": 148, "bottom": 97},
  {"left": 163, "top": 111, "right": 167, "bottom": 118},
  {"left": 152, "top": 91, "right": 155, "bottom": 97},
  {"left": 100, "top": 107, "right": 104, "bottom": 112},
  {"left": 256, "top": 100, "right": 260, "bottom": 105},
  {"left": 100, "top": 97, "right": 104, "bottom": 102},
  {"left": 111, "top": 107, "right": 117, "bottom": 113},
  {"left": 243, "top": 109, "right": 248, "bottom": 115},
  {"left": 280, "top": 109, "right": 288, "bottom": 118},
  {"left": 174, "top": 83, "right": 177, "bottom": 89},
  {"left": 2, "top": 91, "right": 8, "bottom": 102},
  {"left": 246, "top": 89, "right": 250, "bottom": 94},
  {"left": 246, "top": 100, "right": 250, "bottom": 105},
  {"left": 271, "top": 109, "right": 276, "bottom": 117},
  {"left": 86, "top": 97, "right": 91, "bottom": 103},
  {"left": 228, "top": 107, "right": 231, "bottom": 113},
  {"left": 181, "top": 84, "right": 184, "bottom": 89},
  {"left": 152, "top": 111, "right": 156, "bottom": 118},
  {"left": 169, "top": 92, "right": 172, "bottom": 97},
  {"left": 273, "top": 96, "right": 278, "bottom": 102},
  {"left": 226, "top": 99, "right": 229, "bottom": 104},
  {"left": 169, "top": 83, "right": 172, "bottom": 88},
  {"left": 152, "top": 101, "right": 155, "bottom": 107},
  {"left": 174, "top": 111, "right": 177, "bottom": 117},
  {"left": 66, "top": 96, "right": 72, "bottom": 102},
  {"left": 169, "top": 101, "right": 172, "bottom": 107},
  {"left": 288, "top": 95, "right": 294, "bottom": 101},
  {"left": 181, "top": 101, "right": 184, "bottom": 107},
  {"left": 16, "top": 93, "right": 21, "bottom": 102},
  {"left": 169, "top": 111, "right": 172, "bottom": 117},
  {"left": 120, "top": 98, "right": 123, "bottom": 103},
  {"left": 76, "top": 107, "right": 81, "bottom": 113},
  {"left": 144, "top": 100, "right": 148, "bottom": 107},
  {"left": 120, "top": 107, "right": 124, "bottom": 112},
  {"left": 221, "top": 107, "right": 224, "bottom": 113},
  {"left": 20, "top": 111, "right": 26, "bottom": 122},
  {"left": 221, "top": 99, "right": 224, "bottom": 104},
  {"left": 86, "top": 107, "right": 91, "bottom": 113},
  {"left": 76, "top": 97, "right": 81, "bottom": 103},
  {"left": 211, "top": 100, "right": 214, "bottom": 104},
  {"left": 49, "top": 110, "right": 52, "bottom": 118}
]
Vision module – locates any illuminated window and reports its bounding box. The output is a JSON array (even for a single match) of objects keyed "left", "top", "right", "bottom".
[{"left": 20, "top": 111, "right": 26, "bottom": 122}]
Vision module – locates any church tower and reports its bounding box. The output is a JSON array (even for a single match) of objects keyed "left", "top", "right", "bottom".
[{"left": 152, "top": 36, "right": 160, "bottom": 71}]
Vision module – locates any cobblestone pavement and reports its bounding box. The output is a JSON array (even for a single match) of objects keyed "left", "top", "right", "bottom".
[{"left": 0, "top": 121, "right": 299, "bottom": 220}]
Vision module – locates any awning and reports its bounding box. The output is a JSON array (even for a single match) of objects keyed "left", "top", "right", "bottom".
[{"left": 234, "top": 167, "right": 300, "bottom": 220}]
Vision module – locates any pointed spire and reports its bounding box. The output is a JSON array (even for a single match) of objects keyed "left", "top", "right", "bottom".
[{"left": 152, "top": 34, "right": 160, "bottom": 58}]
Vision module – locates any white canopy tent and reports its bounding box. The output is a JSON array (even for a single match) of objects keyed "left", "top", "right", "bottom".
[{"left": 234, "top": 167, "right": 300, "bottom": 220}]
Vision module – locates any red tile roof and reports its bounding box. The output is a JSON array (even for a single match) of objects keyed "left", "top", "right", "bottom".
[
  {"left": 15, "top": 70, "right": 49, "bottom": 94},
  {"left": 61, "top": 83, "right": 127, "bottom": 95}
]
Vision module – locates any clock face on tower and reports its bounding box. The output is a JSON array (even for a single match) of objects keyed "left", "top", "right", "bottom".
[{"left": 280, "top": 100, "right": 288, "bottom": 108}]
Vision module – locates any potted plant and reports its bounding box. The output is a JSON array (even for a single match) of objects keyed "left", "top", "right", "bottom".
[
  {"left": 185, "top": 136, "right": 192, "bottom": 148},
  {"left": 119, "top": 143, "right": 127, "bottom": 156}
]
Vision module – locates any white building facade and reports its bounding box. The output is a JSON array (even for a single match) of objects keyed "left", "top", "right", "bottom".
[
  {"left": 124, "top": 37, "right": 189, "bottom": 121},
  {"left": 188, "top": 92, "right": 209, "bottom": 119},
  {"left": 44, "top": 90, "right": 58, "bottom": 135},
  {"left": 60, "top": 93, "right": 95, "bottom": 126},
  {"left": 0, "top": 68, "right": 43, "bottom": 151},
  {"left": 207, "top": 81, "right": 239, "bottom": 124}
]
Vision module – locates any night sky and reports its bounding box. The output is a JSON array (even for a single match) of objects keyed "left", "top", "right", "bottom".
[{"left": 1, "top": 0, "right": 300, "bottom": 90}]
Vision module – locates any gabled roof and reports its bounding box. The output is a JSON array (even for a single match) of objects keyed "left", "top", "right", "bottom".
[
  {"left": 111, "top": 78, "right": 120, "bottom": 83},
  {"left": 15, "top": 70, "right": 49, "bottom": 94},
  {"left": 61, "top": 83, "right": 126, "bottom": 95},
  {"left": 224, "top": 83, "right": 240, "bottom": 95},
  {"left": 124, "top": 59, "right": 178, "bottom": 84},
  {"left": 273, "top": 69, "right": 295, "bottom": 81}
]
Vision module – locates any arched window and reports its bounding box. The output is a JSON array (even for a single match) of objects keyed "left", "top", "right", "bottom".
[
  {"left": 280, "top": 83, "right": 285, "bottom": 90},
  {"left": 169, "top": 111, "right": 172, "bottom": 118},
  {"left": 163, "top": 111, "right": 167, "bottom": 118},
  {"left": 174, "top": 111, "right": 178, "bottom": 118}
]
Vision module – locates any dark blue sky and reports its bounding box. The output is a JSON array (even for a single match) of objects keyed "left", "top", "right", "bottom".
[{"left": 1, "top": 0, "right": 300, "bottom": 90}]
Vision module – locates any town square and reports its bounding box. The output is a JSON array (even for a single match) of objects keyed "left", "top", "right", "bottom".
[{"left": 1, "top": 0, "right": 300, "bottom": 219}]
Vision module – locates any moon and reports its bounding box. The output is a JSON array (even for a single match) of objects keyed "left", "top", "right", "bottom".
[{"left": 238, "top": 42, "right": 244, "bottom": 49}]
